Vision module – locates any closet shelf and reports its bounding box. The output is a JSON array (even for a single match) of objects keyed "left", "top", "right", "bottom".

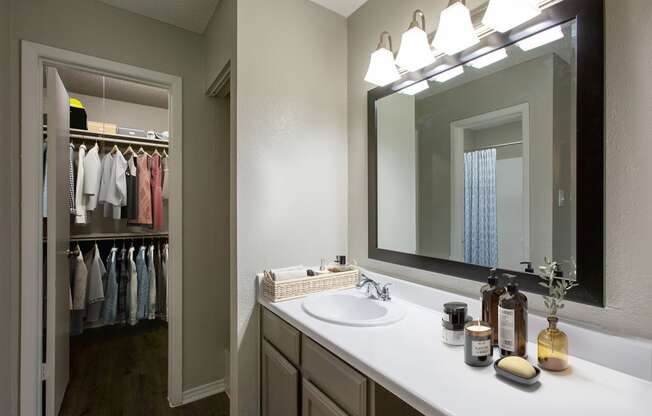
[
  {"left": 68, "top": 232, "right": 169, "bottom": 242},
  {"left": 69, "top": 128, "right": 170, "bottom": 149},
  {"left": 43, "top": 126, "right": 170, "bottom": 149}
]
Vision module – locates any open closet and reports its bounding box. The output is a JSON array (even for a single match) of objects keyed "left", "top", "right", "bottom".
[{"left": 41, "top": 64, "right": 175, "bottom": 415}]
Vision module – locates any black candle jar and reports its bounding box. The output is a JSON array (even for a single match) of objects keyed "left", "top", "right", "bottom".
[{"left": 464, "top": 321, "right": 494, "bottom": 366}]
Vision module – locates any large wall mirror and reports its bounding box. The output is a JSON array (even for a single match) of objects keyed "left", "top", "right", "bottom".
[{"left": 368, "top": 0, "right": 604, "bottom": 306}]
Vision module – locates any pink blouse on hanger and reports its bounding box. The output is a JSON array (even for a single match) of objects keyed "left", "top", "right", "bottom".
[{"left": 136, "top": 153, "right": 152, "bottom": 225}]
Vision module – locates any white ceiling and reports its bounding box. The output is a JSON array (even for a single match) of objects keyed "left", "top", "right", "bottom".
[
  {"left": 98, "top": 0, "right": 221, "bottom": 34},
  {"left": 309, "top": 0, "right": 368, "bottom": 17}
]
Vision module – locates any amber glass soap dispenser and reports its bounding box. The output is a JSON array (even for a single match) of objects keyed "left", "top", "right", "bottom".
[
  {"left": 481, "top": 268, "right": 504, "bottom": 346},
  {"left": 498, "top": 274, "right": 528, "bottom": 357}
]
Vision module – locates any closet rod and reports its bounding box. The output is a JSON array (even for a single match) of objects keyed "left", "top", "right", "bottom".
[
  {"left": 471, "top": 140, "right": 523, "bottom": 151},
  {"left": 70, "top": 133, "right": 170, "bottom": 149},
  {"left": 68, "top": 232, "right": 169, "bottom": 242}
]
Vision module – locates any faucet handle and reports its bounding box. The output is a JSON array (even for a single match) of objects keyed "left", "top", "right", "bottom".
[{"left": 380, "top": 283, "right": 392, "bottom": 301}]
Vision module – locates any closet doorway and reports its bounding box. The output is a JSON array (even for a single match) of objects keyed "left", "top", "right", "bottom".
[{"left": 20, "top": 41, "right": 184, "bottom": 416}]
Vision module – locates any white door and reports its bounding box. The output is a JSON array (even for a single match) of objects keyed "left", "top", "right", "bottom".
[{"left": 45, "top": 66, "right": 71, "bottom": 416}]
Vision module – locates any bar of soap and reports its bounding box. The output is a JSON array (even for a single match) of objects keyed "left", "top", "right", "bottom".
[{"left": 498, "top": 356, "right": 536, "bottom": 379}]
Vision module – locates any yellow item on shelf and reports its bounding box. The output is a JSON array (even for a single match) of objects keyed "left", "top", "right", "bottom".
[
  {"left": 497, "top": 356, "right": 536, "bottom": 379},
  {"left": 69, "top": 98, "right": 85, "bottom": 109}
]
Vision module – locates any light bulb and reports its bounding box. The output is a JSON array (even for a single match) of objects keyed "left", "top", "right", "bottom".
[
  {"left": 396, "top": 26, "right": 435, "bottom": 72},
  {"left": 364, "top": 47, "right": 401, "bottom": 87},
  {"left": 482, "top": 0, "right": 541, "bottom": 33},
  {"left": 432, "top": 1, "right": 479, "bottom": 56}
]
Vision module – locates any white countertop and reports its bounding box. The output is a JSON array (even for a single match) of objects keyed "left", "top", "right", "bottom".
[{"left": 259, "top": 274, "right": 652, "bottom": 416}]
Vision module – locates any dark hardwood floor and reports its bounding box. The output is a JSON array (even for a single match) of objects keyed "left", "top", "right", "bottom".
[{"left": 60, "top": 320, "right": 228, "bottom": 416}]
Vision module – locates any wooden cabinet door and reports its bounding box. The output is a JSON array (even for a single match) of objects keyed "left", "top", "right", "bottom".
[
  {"left": 262, "top": 339, "right": 299, "bottom": 416},
  {"left": 302, "top": 378, "right": 349, "bottom": 416}
]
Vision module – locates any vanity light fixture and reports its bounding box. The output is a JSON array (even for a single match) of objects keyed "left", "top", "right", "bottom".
[
  {"left": 398, "top": 80, "right": 430, "bottom": 96},
  {"left": 482, "top": 0, "right": 541, "bottom": 33},
  {"left": 395, "top": 10, "right": 435, "bottom": 72},
  {"left": 430, "top": 66, "right": 464, "bottom": 83},
  {"left": 468, "top": 48, "right": 508, "bottom": 69},
  {"left": 516, "top": 25, "right": 564, "bottom": 51},
  {"left": 364, "top": 31, "right": 401, "bottom": 87},
  {"left": 432, "top": 0, "right": 479, "bottom": 56}
]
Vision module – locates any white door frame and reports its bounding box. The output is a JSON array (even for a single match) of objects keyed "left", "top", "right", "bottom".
[
  {"left": 449, "top": 103, "right": 531, "bottom": 263},
  {"left": 20, "top": 40, "right": 184, "bottom": 415}
]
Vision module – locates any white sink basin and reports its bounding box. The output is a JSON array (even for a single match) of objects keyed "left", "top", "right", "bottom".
[{"left": 302, "top": 292, "right": 406, "bottom": 327}]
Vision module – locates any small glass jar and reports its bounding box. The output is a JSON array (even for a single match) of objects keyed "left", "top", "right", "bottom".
[
  {"left": 464, "top": 321, "right": 494, "bottom": 366},
  {"left": 537, "top": 316, "right": 568, "bottom": 371},
  {"left": 442, "top": 302, "right": 470, "bottom": 346}
]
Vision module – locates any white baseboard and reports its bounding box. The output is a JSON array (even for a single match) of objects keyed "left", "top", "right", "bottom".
[{"left": 177, "top": 379, "right": 226, "bottom": 406}]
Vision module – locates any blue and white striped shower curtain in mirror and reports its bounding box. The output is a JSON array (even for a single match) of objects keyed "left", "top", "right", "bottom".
[{"left": 464, "top": 149, "right": 498, "bottom": 267}]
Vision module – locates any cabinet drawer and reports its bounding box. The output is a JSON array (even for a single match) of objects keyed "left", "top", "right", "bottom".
[
  {"left": 262, "top": 307, "right": 301, "bottom": 366},
  {"left": 301, "top": 336, "right": 367, "bottom": 416},
  {"left": 302, "top": 378, "right": 348, "bottom": 416}
]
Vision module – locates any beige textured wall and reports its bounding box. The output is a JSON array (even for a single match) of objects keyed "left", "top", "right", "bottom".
[
  {"left": 348, "top": 0, "right": 652, "bottom": 340},
  {"left": 5, "top": 0, "right": 228, "bottom": 407},
  {"left": 203, "top": 0, "right": 236, "bottom": 404},
  {"left": 234, "top": 0, "right": 348, "bottom": 413}
]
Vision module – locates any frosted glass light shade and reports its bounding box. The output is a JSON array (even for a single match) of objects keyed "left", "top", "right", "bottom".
[
  {"left": 432, "top": 2, "right": 479, "bottom": 56},
  {"left": 395, "top": 27, "right": 435, "bottom": 72},
  {"left": 364, "top": 48, "right": 401, "bottom": 87},
  {"left": 482, "top": 0, "right": 541, "bottom": 33},
  {"left": 399, "top": 80, "right": 430, "bottom": 96},
  {"left": 431, "top": 66, "right": 464, "bottom": 83},
  {"left": 517, "top": 26, "right": 564, "bottom": 51},
  {"left": 468, "top": 48, "right": 507, "bottom": 69}
]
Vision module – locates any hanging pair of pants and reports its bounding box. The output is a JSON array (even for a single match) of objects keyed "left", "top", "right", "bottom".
[{"left": 136, "top": 246, "right": 149, "bottom": 320}]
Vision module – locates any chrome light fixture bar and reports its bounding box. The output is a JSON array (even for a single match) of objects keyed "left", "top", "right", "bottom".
[
  {"left": 364, "top": 31, "right": 401, "bottom": 87},
  {"left": 395, "top": 10, "right": 435, "bottom": 72},
  {"left": 363, "top": 0, "right": 562, "bottom": 85}
]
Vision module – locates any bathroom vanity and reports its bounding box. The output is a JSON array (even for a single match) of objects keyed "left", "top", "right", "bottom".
[{"left": 259, "top": 272, "right": 652, "bottom": 416}]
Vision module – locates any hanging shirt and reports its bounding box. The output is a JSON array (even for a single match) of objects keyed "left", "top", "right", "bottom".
[
  {"left": 71, "top": 247, "right": 88, "bottom": 310},
  {"left": 74, "top": 145, "right": 87, "bottom": 224},
  {"left": 83, "top": 144, "right": 102, "bottom": 211},
  {"left": 136, "top": 246, "right": 149, "bottom": 320},
  {"left": 100, "top": 150, "right": 128, "bottom": 219},
  {"left": 147, "top": 244, "right": 157, "bottom": 320},
  {"left": 101, "top": 248, "right": 119, "bottom": 324},
  {"left": 128, "top": 246, "right": 138, "bottom": 326},
  {"left": 117, "top": 248, "right": 128, "bottom": 323},
  {"left": 85, "top": 244, "right": 106, "bottom": 323},
  {"left": 125, "top": 155, "right": 139, "bottom": 222}
]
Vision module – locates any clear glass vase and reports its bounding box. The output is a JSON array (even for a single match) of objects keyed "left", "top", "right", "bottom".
[{"left": 537, "top": 316, "right": 568, "bottom": 371}]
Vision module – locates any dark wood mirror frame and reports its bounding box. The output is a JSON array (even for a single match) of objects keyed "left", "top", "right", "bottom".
[{"left": 368, "top": 0, "right": 604, "bottom": 306}]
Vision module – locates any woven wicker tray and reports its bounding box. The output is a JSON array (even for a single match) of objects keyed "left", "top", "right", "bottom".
[{"left": 263, "top": 269, "right": 360, "bottom": 302}]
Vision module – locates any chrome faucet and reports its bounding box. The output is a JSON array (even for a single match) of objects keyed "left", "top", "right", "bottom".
[{"left": 357, "top": 274, "right": 392, "bottom": 301}]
